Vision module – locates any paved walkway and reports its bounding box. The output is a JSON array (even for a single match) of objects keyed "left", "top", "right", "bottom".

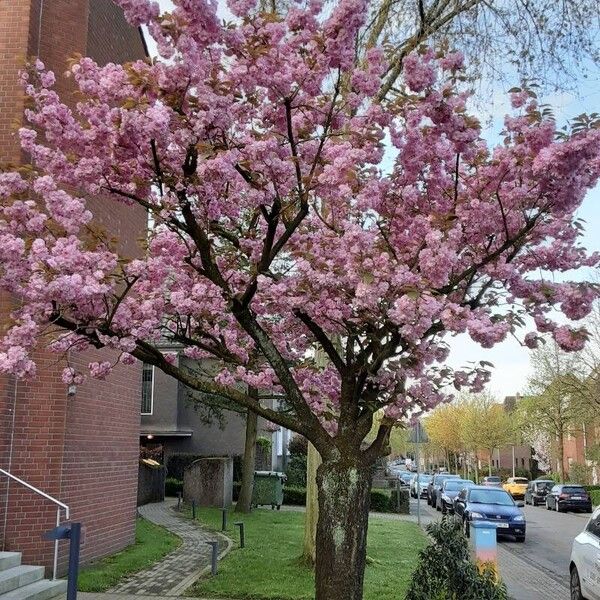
[{"left": 107, "top": 499, "right": 231, "bottom": 596}]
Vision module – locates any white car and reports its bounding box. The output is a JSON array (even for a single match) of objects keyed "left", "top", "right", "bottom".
[{"left": 570, "top": 506, "right": 600, "bottom": 600}]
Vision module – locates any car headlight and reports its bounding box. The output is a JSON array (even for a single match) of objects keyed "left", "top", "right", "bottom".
[
  {"left": 512, "top": 515, "right": 525, "bottom": 522},
  {"left": 470, "top": 511, "right": 484, "bottom": 519}
]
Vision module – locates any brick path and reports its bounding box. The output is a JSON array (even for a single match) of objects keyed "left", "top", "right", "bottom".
[{"left": 108, "top": 499, "right": 231, "bottom": 596}]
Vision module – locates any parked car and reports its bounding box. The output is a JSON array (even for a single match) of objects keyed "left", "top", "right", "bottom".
[
  {"left": 398, "top": 471, "right": 414, "bottom": 487},
  {"left": 524, "top": 479, "right": 554, "bottom": 506},
  {"left": 481, "top": 476, "right": 503, "bottom": 487},
  {"left": 427, "top": 473, "right": 461, "bottom": 507},
  {"left": 437, "top": 479, "right": 474, "bottom": 514},
  {"left": 570, "top": 506, "right": 600, "bottom": 600},
  {"left": 454, "top": 485, "right": 526, "bottom": 542},
  {"left": 546, "top": 484, "right": 592, "bottom": 513},
  {"left": 503, "top": 477, "right": 529, "bottom": 499},
  {"left": 410, "top": 474, "right": 433, "bottom": 498}
]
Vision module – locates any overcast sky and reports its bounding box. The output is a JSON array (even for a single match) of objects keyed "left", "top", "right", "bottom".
[{"left": 150, "top": 1, "right": 600, "bottom": 400}]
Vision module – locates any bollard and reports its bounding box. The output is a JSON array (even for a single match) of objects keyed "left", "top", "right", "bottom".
[
  {"left": 396, "top": 480, "right": 401, "bottom": 512},
  {"left": 43, "top": 523, "right": 81, "bottom": 600},
  {"left": 206, "top": 540, "right": 219, "bottom": 575},
  {"left": 192, "top": 500, "right": 196, "bottom": 520},
  {"left": 221, "top": 507, "right": 228, "bottom": 531},
  {"left": 177, "top": 492, "right": 182, "bottom": 511},
  {"left": 234, "top": 521, "right": 245, "bottom": 548}
]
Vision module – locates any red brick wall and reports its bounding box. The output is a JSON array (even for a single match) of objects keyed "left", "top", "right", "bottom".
[{"left": 0, "top": 0, "right": 147, "bottom": 574}]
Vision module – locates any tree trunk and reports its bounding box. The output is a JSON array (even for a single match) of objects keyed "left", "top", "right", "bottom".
[
  {"left": 488, "top": 450, "right": 493, "bottom": 476},
  {"left": 314, "top": 456, "right": 372, "bottom": 600},
  {"left": 303, "top": 442, "right": 322, "bottom": 564},
  {"left": 235, "top": 409, "right": 258, "bottom": 513}
]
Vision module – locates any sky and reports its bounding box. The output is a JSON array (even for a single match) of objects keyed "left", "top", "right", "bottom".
[{"left": 150, "top": 0, "right": 600, "bottom": 399}]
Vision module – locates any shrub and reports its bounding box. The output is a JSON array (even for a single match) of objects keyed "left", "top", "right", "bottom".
[
  {"left": 283, "top": 485, "right": 307, "bottom": 505},
  {"left": 590, "top": 490, "right": 600, "bottom": 506},
  {"left": 390, "top": 488, "right": 410, "bottom": 514},
  {"left": 569, "top": 463, "right": 594, "bottom": 485},
  {"left": 406, "top": 518, "right": 508, "bottom": 600},
  {"left": 285, "top": 454, "right": 308, "bottom": 487},
  {"left": 288, "top": 435, "right": 308, "bottom": 456},
  {"left": 165, "top": 478, "right": 183, "bottom": 497},
  {"left": 370, "top": 489, "right": 392, "bottom": 512}
]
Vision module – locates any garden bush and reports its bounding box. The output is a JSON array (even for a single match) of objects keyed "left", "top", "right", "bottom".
[
  {"left": 406, "top": 518, "right": 507, "bottom": 600},
  {"left": 589, "top": 490, "right": 600, "bottom": 506},
  {"left": 165, "top": 478, "right": 183, "bottom": 497},
  {"left": 283, "top": 485, "right": 307, "bottom": 506},
  {"left": 390, "top": 487, "right": 410, "bottom": 514}
]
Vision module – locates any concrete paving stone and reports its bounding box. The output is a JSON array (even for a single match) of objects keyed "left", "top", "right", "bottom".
[{"left": 106, "top": 499, "right": 230, "bottom": 596}]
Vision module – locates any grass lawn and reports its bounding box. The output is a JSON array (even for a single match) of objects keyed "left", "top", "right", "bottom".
[
  {"left": 78, "top": 516, "right": 181, "bottom": 592},
  {"left": 188, "top": 508, "right": 426, "bottom": 600}
]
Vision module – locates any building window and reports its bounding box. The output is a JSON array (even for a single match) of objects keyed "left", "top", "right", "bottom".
[
  {"left": 141, "top": 363, "right": 154, "bottom": 415},
  {"left": 521, "top": 458, "right": 525, "bottom": 467}
]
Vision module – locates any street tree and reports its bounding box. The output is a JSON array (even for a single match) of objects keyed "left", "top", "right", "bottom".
[
  {"left": 425, "top": 402, "right": 464, "bottom": 470},
  {"left": 518, "top": 341, "right": 595, "bottom": 481},
  {"left": 1, "top": 1, "right": 600, "bottom": 598}
]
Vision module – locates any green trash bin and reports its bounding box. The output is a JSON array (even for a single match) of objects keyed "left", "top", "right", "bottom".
[{"left": 252, "top": 471, "right": 287, "bottom": 510}]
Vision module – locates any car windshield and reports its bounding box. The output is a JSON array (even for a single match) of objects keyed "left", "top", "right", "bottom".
[
  {"left": 469, "top": 489, "right": 514, "bottom": 506},
  {"left": 513, "top": 478, "right": 528, "bottom": 484},
  {"left": 485, "top": 477, "right": 500, "bottom": 482},
  {"left": 400, "top": 473, "right": 413, "bottom": 481},
  {"left": 419, "top": 475, "right": 432, "bottom": 482},
  {"left": 535, "top": 481, "right": 553, "bottom": 490},
  {"left": 445, "top": 480, "right": 470, "bottom": 491},
  {"left": 563, "top": 486, "right": 586, "bottom": 494}
]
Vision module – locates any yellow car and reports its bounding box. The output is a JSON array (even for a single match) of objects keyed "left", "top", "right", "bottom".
[{"left": 503, "top": 477, "right": 529, "bottom": 499}]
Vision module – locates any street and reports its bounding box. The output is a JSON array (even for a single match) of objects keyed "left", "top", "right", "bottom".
[{"left": 412, "top": 498, "right": 591, "bottom": 599}]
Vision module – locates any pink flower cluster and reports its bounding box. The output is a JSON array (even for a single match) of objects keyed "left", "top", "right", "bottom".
[{"left": 1, "top": 0, "right": 599, "bottom": 439}]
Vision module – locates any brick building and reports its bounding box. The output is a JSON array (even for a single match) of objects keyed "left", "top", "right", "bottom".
[{"left": 0, "top": 0, "right": 147, "bottom": 575}]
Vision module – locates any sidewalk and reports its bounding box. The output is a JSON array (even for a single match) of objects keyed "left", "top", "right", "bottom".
[{"left": 106, "top": 499, "right": 232, "bottom": 596}]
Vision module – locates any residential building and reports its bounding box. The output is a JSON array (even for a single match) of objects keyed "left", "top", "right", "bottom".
[
  {"left": 139, "top": 352, "right": 292, "bottom": 474},
  {"left": 0, "top": 0, "right": 147, "bottom": 575}
]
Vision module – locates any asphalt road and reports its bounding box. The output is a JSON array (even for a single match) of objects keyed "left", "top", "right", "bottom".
[
  {"left": 499, "top": 502, "right": 590, "bottom": 584},
  {"left": 419, "top": 496, "right": 591, "bottom": 595}
]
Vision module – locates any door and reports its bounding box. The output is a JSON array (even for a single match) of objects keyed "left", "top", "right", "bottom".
[
  {"left": 548, "top": 485, "right": 559, "bottom": 509},
  {"left": 581, "top": 512, "right": 600, "bottom": 600}
]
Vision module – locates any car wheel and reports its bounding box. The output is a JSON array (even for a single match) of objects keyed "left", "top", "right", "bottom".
[
  {"left": 546, "top": 500, "right": 551, "bottom": 510},
  {"left": 570, "top": 565, "right": 583, "bottom": 600},
  {"left": 556, "top": 501, "right": 561, "bottom": 513},
  {"left": 436, "top": 503, "right": 441, "bottom": 512},
  {"left": 516, "top": 536, "right": 525, "bottom": 543},
  {"left": 442, "top": 504, "right": 447, "bottom": 515}
]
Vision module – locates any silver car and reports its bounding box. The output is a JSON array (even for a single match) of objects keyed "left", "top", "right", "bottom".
[{"left": 570, "top": 506, "right": 600, "bottom": 599}]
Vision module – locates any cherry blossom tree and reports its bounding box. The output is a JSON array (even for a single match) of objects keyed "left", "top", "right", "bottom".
[{"left": 1, "top": 1, "right": 600, "bottom": 598}]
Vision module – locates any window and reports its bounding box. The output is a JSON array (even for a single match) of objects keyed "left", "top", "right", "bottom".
[
  {"left": 586, "top": 511, "right": 600, "bottom": 539},
  {"left": 141, "top": 363, "right": 154, "bottom": 415},
  {"left": 521, "top": 458, "right": 525, "bottom": 467}
]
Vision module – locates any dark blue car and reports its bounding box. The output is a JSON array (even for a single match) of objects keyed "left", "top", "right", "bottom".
[{"left": 453, "top": 485, "right": 526, "bottom": 542}]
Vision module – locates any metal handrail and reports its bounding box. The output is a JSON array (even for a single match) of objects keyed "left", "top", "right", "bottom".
[{"left": 0, "top": 468, "right": 69, "bottom": 580}]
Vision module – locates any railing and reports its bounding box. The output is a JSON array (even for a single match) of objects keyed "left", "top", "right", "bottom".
[{"left": 0, "top": 468, "right": 69, "bottom": 580}]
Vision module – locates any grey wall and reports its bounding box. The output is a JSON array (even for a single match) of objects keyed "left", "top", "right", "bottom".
[{"left": 140, "top": 360, "right": 179, "bottom": 432}]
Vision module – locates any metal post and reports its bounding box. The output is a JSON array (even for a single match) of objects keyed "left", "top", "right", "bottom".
[
  {"left": 177, "top": 492, "right": 182, "bottom": 510},
  {"left": 191, "top": 500, "right": 196, "bottom": 520},
  {"left": 416, "top": 421, "right": 421, "bottom": 527},
  {"left": 221, "top": 508, "right": 227, "bottom": 531},
  {"left": 396, "top": 479, "right": 401, "bottom": 512},
  {"left": 234, "top": 521, "right": 245, "bottom": 548},
  {"left": 205, "top": 541, "right": 218, "bottom": 575},
  {"left": 512, "top": 446, "right": 516, "bottom": 478},
  {"left": 66, "top": 523, "right": 81, "bottom": 600},
  {"left": 53, "top": 508, "right": 60, "bottom": 580}
]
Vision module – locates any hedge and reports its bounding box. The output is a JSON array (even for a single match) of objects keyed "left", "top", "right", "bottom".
[
  {"left": 590, "top": 490, "right": 600, "bottom": 507},
  {"left": 166, "top": 478, "right": 410, "bottom": 514},
  {"left": 165, "top": 477, "right": 183, "bottom": 497}
]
